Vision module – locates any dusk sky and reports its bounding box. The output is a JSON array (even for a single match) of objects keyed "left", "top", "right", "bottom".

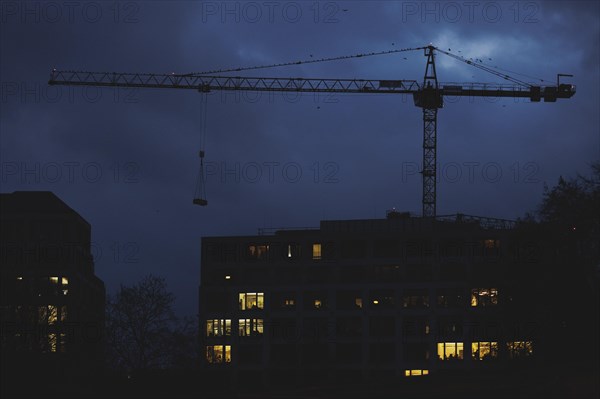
[{"left": 1, "top": 0, "right": 598, "bottom": 316}]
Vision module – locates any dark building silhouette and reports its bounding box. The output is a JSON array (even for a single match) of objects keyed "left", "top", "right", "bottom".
[
  {"left": 0, "top": 191, "right": 105, "bottom": 390},
  {"left": 197, "top": 211, "right": 569, "bottom": 393}
]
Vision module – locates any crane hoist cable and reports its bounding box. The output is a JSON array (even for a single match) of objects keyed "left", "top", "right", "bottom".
[
  {"left": 189, "top": 46, "right": 426, "bottom": 206},
  {"left": 193, "top": 91, "right": 209, "bottom": 206},
  {"left": 183, "top": 46, "right": 427, "bottom": 76}
]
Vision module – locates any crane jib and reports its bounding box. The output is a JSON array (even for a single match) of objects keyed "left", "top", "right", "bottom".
[
  {"left": 47, "top": 51, "right": 576, "bottom": 218},
  {"left": 48, "top": 72, "right": 575, "bottom": 102}
]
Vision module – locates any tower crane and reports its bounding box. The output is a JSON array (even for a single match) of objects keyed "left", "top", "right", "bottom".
[{"left": 48, "top": 45, "right": 576, "bottom": 217}]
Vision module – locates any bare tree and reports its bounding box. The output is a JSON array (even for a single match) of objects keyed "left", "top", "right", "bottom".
[{"left": 105, "top": 275, "right": 196, "bottom": 373}]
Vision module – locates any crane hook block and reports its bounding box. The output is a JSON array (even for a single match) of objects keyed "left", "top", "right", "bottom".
[
  {"left": 193, "top": 198, "right": 208, "bottom": 206},
  {"left": 199, "top": 150, "right": 205, "bottom": 158}
]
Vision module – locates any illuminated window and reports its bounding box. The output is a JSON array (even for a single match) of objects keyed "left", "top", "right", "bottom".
[
  {"left": 60, "top": 306, "right": 67, "bottom": 322},
  {"left": 206, "top": 345, "right": 231, "bottom": 363},
  {"left": 305, "top": 291, "right": 327, "bottom": 310},
  {"left": 47, "top": 333, "right": 57, "bottom": 353},
  {"left": 312, "top": 243, "right": 322, "bottom": 260},
  {"left": 248, "top": 244, "right": 269, "bottom": 260},
  {"left": 15, "top": 277, "right": 25, "bottom": 294},
  {"left": 437, "top": 342, "right": 464, "bottom": 360},
  {"left": 273, "top": 291, "right": 296, "bottom": 309},
  {"left": 484, "top": 239, "right": 500, "bottom": 249},
  {"left": 404, "top": 369, "right": 429, "bottom": 377},
  {"left": 285, "top": 243, "right": 301, "bottom": 259},
  {"left": 47, "top": 276, "right": 69, "bottom": 295},
  {"left": 471, "top": 342, "right": 498, "bottom": 360},
  {"left": 283, "top": 298, "right": 296, "bottom": 308},
  {"left": 38, "top": 305, "right": 58, "bottom": 325},
  {"left": 40, "top": 332, "right": 63, "bottom": 354},
  {"left": 506, "top": 341, "right": 533, "bottom": 358},
  {"left": 285, "top": 299, "right": 295, "bottom": 306},
  {"left": 238, "top": 319, "right": 264, "bottom": 336},
  {"left": 471, "top": 288, "right": 498, "bottom": 307},
  {"left": 206, "top": 319, "right": 232, "bottom": 337},
  {"left": 355, "top": 298, "right": 363, "bottom": 309},
  {"left": 370, "top": 290, "right": 394, "bottom": 308},
  {"left": 61, "top": 277, "right": 69, "bottom": 296},
  {"left": 239, "top": 293, "right": 264, "bottom": 310}
]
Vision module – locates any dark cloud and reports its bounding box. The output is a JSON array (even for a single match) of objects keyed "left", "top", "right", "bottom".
[{"left": 1, "top": 0, "right": 598, "bottom": 315}]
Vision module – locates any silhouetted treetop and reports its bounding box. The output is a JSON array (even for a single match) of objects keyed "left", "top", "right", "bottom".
[
  {"left": 538, "top": 161, "right": 600, "bottom": 235},
  {"left": 106, "top": 275, "right": 196, "bottom": 373}
]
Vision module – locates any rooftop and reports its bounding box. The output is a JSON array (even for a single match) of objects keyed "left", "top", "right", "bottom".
[
  {"left": 257, "top": 212, "right": 516, "bottom": 235},
  {"left": 0, "top": 191, "right": 90, "bottom": 225}
]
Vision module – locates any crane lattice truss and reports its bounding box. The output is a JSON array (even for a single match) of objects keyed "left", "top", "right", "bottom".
[{"left": 48, "top": 45, "right": 576, "bottom": 217}]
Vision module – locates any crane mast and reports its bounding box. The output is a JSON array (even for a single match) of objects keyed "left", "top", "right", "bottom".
[
  {"left": 48, "top": 45, "right": 576, "bottom": 217},
  {"left": 418, "top": 46, "right": 443, "bottom": 217}
]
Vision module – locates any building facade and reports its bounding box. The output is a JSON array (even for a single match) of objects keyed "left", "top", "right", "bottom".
[
  {"left": 0, "top": 191, "right": 106, "bottom": 386},
  {"left": 199, "top": 212, "right": 543, "bottom": 390}
]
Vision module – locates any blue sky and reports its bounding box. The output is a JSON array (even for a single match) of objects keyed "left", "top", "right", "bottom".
[{"left": 1, "top": 0, "right": 598, "bottom": 316}]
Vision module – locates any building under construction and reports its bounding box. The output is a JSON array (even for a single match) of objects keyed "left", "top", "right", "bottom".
[{"left": 198, "top": 211, "right": 564, "bottom": 391}]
